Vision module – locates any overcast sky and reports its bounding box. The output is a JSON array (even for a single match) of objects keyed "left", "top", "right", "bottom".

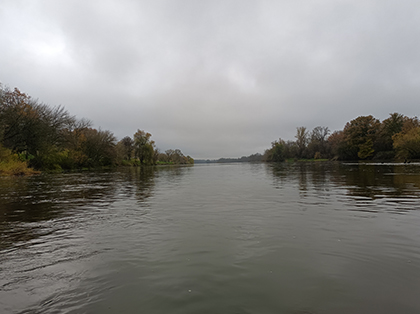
[{"left": 1, "top": 0, "right": 419, "bottom": 158}]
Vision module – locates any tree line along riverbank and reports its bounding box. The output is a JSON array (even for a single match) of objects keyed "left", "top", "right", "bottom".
[
  {"left": 198, "top": 113, "right": 420, "bottom": 164},
  {"left": 263, "top": 113, "right": 420, "bottom": 162},
  {"left": 0, "top": 85, "right": 193, "bottom": 175},
  {"left": 1, "top": 84, "right": 419, "bottom": 175}
]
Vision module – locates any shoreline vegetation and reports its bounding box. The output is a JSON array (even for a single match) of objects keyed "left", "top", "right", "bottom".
[
  {"left": 1, "top": 84, "right": 419, "bottom": 175},
  {"left": 198, "top": 113, "right": 420, "bottom": 164},
  {"left": 261, "top": 114, "right": 420, "bottom": 163},
  {"left": 0, "top": 145, "right": 40, "bottom": 176},
  {"left": 0, "top": 85, "right": 193, "bottom": 176}
]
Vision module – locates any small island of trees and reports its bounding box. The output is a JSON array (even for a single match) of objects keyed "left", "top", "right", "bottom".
[{"left": 0, "top": 85, "right": 193, "bottom": 175}]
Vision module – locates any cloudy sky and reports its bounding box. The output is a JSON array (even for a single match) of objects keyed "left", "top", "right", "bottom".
[{"left": 1, "top": 0, "right": 419, "bottom": 158}]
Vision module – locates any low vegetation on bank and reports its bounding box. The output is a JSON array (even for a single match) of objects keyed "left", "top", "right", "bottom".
[
  {"left": 0, "top": 85, "right": 193, "bottom": 175},
  {"left": 0, "top": 145, "right": 39, "bottom": 176}
]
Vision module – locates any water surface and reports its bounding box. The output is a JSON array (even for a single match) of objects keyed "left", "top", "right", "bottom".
[{"left": 1, "top": 162, "right": 420, "bottom": 313}]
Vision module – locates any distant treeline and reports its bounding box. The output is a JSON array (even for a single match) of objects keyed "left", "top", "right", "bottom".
[
  {"left": 0, "top": 85, "right": 193, "bottom": 174},
  {"left": 264, "top": 113, "right": 420, "bottom": 162},
  {"left": 195, "top": 153, "right": 263, "bottom": 163}
]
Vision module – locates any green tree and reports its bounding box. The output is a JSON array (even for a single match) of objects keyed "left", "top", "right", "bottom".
[
  {"left": 264, "top": 139, "right": 285, "bottom": 162},
  {"left": 120, "top": 136, "right": 134, "bottom": 160},
  {"left": 342, "top": 115, "right": 380, "bottom": 160},
  {"left": 358, "top": 138, "right": 375, "bottom": 159},
  {"left": 133, "top": 130, "right": 155, "bottom": 165},
  {"left": 186, "top": 155, "right": 194, "bottom": 164},
  {"left": 374, "top": 113, "right": 405, "bottom": 158},
  {"left": 392, "top": 116, "right": 420, "bottom": 161},
  {"left": 0, "top": 86, "right": 75, "bottom": 168},
  {"left": 393, "top": 127, "right": 420, "bottom": 160},
  {"left": 282, "top": 140, "right": 298, "bottom": 159}
]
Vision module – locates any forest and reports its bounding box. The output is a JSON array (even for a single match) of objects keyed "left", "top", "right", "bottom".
[
  {"left": 263, "top": 114, "right": 420, "bottom": 162},
  {"left": 0, "top": 85, "right": 193, "bottom": 175}
]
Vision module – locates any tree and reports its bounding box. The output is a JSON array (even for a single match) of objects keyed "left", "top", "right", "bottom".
[
  {"left": 264, "top": 139, "right": 285, "bottom": 162},
  {"left": 0, "top": 86, "right": 75, "bottom": 167},
  {"left": 172, "top": 149, "right": 185, "bottom": 164},
  {"left": 328, "top": 130, "right": 348, "bottom": 160},
  {"left": 82, "top": 128, "right": 117, "bottom": 167},
  {"left": 160, "top": 148, "right": 194, "bottom": 164},
  {"left": 393, "top": 127, "right": 420, "bottom": 160},
  {"left": 157, "top": 152, "right": 169, "bottom": 163},
  {"left": 282, "top": 140, "right": 298, "bottom": 159},
  {"left": 133, "top": 130, "right": 155, "bottom": 165},
  {"left": 392, "top": 116, "right": 420, "bottom": 160},
  {"left": 307, "top": 126, "right": 330, "bottom": 158},
  {"left": 153, "top": 147, "right": 160, "bottom": 164},
  {"left": 165, "top": 149, "right": 175, "bottom": 161},
  {"left": 358, "top": 138, "right": 375, "bottom": 159},
  {"left": 375, "top": 113, "right": 405, "bottom": 156},
  {"left": 295, "top": 127, "right": 308, "bottom": 158},
  {"left": 383, "top": 113, "right": 405, "bottom": 135},
  {"left": 342, "top": 115, "right": 380, "bottom": 160},
  {"left": 400, "top": 116, "right": 420, "bottom": 134},
  {"left": 63, "top": 118, "right": 92, "bottom": 149},
  {"left": 186, "top": 155, "right": 194, "bottom": 164},
  {"left": 120, "top": 136, "right": 134, "bottom": 160}
]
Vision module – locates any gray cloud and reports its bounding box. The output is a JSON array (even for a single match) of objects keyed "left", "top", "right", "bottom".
[{"left": 1, "top": 0, "right": 419, "bottom": 158}]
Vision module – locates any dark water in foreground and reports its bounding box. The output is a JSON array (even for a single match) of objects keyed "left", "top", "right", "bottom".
[{"left": 1, "top": 162, "right": 420, "bottom": 314}]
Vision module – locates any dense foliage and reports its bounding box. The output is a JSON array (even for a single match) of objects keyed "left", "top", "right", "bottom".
[
  {"left": 264, "top": 113, "right": 420, "bottom": 162},
  {"left": 0, "top": 85, "right": 193, "bottom": 173}
]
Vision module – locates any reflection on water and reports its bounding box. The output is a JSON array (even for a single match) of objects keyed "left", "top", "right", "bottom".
[
  {"left": 268, "top": 162, "right": 420, "bottom": 213},
  {"left": 1, "top": 163, "right": 420, "bottom": 314}
]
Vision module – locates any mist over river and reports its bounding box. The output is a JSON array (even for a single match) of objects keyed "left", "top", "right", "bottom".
[{"left": 1, "top": 162, "right": 420, "bottom": 314}]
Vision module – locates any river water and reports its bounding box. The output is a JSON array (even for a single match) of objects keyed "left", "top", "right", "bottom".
[{"left": 1, "top": 162, "right": 420, "bottom": 314}]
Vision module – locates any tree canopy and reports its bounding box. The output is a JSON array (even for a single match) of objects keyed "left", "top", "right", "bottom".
[
  {"left": 0, "top": 84, "right": 193, "bottom": 173},
  {"left": 265, "top": 113, "right": 420, "bottom": 162}
]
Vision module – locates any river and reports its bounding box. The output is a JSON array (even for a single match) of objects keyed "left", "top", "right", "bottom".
[{"left": 1, "top": 162, "right": 420, "bottom": 313}]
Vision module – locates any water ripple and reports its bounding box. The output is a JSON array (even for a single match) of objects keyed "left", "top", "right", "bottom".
[{"left": 1, "top": 164, "right": 420, "bottom": 314}]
